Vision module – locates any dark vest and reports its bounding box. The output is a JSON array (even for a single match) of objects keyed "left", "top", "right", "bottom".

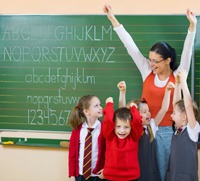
[
  {"left": 138, "top": 131, "right": 161, "bottom": 181},
  {"left": 166, "top": 128, "right": 198, "bottom": 181}
]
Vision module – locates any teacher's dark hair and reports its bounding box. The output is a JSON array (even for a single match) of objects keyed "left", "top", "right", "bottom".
[{"left": 150, "top": 42, "right": 178, "bottom": 71}]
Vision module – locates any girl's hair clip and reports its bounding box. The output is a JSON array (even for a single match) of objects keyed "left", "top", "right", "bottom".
[
  {"left": 140, "top": 98, "right": 147, "bottom": 104},
  {"left": 75, "top": 105, "right": 79, "bottom": 109}
]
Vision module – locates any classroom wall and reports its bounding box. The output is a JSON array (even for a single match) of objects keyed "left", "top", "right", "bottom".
[
  {"left": 1, "top": 0, "right": 200, "bottom": 14},
  {"left": 0, "top": 1, "right": 200, "bottom": 181}
]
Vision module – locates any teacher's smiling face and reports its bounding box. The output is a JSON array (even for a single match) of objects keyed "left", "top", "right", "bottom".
[{"left": 148, "top": 51, "right": 171, "bottom": 75}]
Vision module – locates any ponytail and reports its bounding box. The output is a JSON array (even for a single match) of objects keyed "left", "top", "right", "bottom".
[
  {"left": 169, "top": 47, "right": 178, "bottom": 71},
  {"left": 69, "top": 105, "right": 85, "bottom": 129}
]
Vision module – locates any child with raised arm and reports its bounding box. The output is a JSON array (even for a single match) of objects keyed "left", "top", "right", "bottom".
[
  {"left": 68, "top": 95, "right": 106, "bottom": 181},
  {"left": 100, "top": 97, "right": 143, "bottom": 181},
  {"left": 166, "top": 69, "right": 200, "bottom": 181},
  {"left": 117, "top": 81, "right": 174, "bottom": 181},
  {"left": 104, "top": 5, "right": 197, "bottom": 181}
]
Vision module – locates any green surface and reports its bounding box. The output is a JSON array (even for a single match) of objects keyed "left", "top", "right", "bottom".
[
  {"left": 0, "top": 15, "right": 199, "bottom": 132},
  {"left": 1, "top": 137, "right": 69, "bottom": 148}
]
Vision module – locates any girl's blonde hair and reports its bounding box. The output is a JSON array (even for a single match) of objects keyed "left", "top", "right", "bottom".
[
  {"left": 69, "top": 95, "right": 96, "bottom": 129},
  {"left": 175, "top": 99, "right": 199, "bottom": 121}
]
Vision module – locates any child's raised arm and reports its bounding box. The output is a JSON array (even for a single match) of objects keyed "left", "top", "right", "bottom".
[
  {"left": 129, "top": 102, "right": 143, "bottom": 140},
  {"left": 173, "top": 74, "right": 182, "bottom": 107},
  {"left": 179, "top": 69, "right": 197, "bottom": 129},
  {"left": 117, "top": 81, "right": 126, "bottom": 108},
  {"left": 154, "top": 82, "right": 175, "bottom": 126},
  {"left": 103, "top": 97, "right": 115, "bottom": 139}
]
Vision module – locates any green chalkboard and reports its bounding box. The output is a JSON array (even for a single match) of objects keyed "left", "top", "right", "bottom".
[{"left": 0, "top": 15, "right": 199, "bottom": 132}]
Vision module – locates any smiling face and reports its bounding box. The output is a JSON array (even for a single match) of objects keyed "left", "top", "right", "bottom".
[
  {"left": 171, "top": 103, "right": 187, "bottom": 129},
  {"left": 115, "top": 118, "right": 131, "bottom": 139},
  {"left": 148, "top": 51, "right": 170, "bottom": 75},
  {"left": 139, "top": 103, "right": 151, "bottom": 126}
]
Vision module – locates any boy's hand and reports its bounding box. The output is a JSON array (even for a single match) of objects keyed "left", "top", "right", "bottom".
[
  {"left": 117, "top": 81, "right": 126, "bottom": 91},
  {"left": 129, "top": 102, "right": 138, "bottom": 109},
  {"left": 106, "top": 97, "right": 113, "bottom": 104}
]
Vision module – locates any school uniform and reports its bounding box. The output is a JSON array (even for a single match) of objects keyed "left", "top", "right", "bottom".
[
  {"left": 103, "top": 102, "right": 143, "bottom": 181},
  {"left": 138, "top": 120, "right": 161, "bottom": 181},
  {"left": 166, "top": 123, "right": 200, "bottom": 181},
  {"left": 68, "top": 121, "right": 106, "bottom": 180}
]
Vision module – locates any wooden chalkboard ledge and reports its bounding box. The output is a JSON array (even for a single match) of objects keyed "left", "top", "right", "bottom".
[{"left": 1, "top": 137, "right": 69, "bottom": 148}]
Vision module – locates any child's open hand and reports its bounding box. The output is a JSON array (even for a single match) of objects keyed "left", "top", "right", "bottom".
[
  {"left": 106, "top": 97, "right": 113, "bottom": 104},
  {"left": 117, "top": 81, "right": 126, "bottom": 91}
]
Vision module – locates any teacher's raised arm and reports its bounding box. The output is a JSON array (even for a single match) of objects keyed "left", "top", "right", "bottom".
[{"left": 103, "top": 4, "right": 197, "bottom": 181}]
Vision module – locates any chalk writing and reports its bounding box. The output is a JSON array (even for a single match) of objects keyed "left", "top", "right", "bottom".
[
  {"left": 0, "top": 16, "right": 119, "bottom": 131},
  {"left": 27, "top": 90, "right": 80, "bottom": 126},
  {"left": 28, "top": 108, "right": 71, "bottom": 126},
  {"left": 1, "top": 25, "right": 113, "bottom": 41},
  {"left": 27, "top": 90, "right": 80, "bottom": 108},
  {"left": 1, "top": 46, "right": 115, "bottom": 63},
  {"left": 54, "top": 25, "right": 113, "bottom": 41},
  {"left": 25, "top": 67, "right": 96, "bottom": 90}
]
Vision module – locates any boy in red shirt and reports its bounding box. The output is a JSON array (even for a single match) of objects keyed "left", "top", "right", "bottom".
[{"left": 98, "top": 97, "right": 143, "bottom": 181}]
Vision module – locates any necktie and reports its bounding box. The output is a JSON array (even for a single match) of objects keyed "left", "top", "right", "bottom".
[
  {"left": 83, "top": 128, "right": 94, "bottom": 180},
  {"left": 143, "top": 127, "right": 147, "bottom": 135},
  {"left": 176, "top": 128, "right": 182, "bottom": 135}
]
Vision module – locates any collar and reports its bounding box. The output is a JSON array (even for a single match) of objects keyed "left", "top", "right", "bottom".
[
  {"left": 143, "top": 125, "right": 148, "bottom": 129},
  {"left": 155, "top": 74, "right": 169, "bottom": 87},
  {"left": 176, "top": 125, "right": 186, "bottom": 131},
  {"left": 82, "top": 119, "right": 100, "bottom": 129}
]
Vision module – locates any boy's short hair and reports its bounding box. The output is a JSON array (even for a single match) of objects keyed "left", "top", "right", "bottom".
[{"left": 113, "top": 107, "right": 132, "bottom": 122}]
